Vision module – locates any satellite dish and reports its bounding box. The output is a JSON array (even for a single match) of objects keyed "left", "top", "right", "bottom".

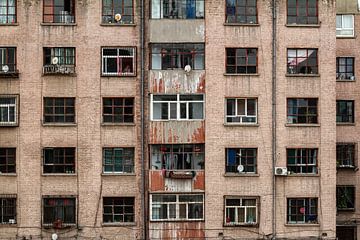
[
  {"left": 184, "top": 65, "right": 192, "bottom": 73},
  {"left": 114, "top": 13, "right": 122, "bottom": 22},
  {"left": 52, "top": 57, "right": 59, "bottom": 65},
  {"left": 51, "top": 233, "right": 58, "bottom": 240},
  {"left": 2, "top": 65, "right": 9, "bottom": 73},
  {"left": 237, "top": 165, "right": 244, "bottom": 173}
]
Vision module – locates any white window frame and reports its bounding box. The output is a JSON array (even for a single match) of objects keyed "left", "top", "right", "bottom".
[
  {"left": 150, "top": 194, "right": 204, "bottom": 221},
  {"left": 336, "top": 15, "right": 354, "bottom": 37},
  {"left": 150, "top": 94, "right": 204, "bottom": 121},
  {"left": 224, "top": 197, "right": 258, "bottom": 226},
  {"left": 225, "top": 98, "right": 257, "bottom": 124},
  {"left": 101, "top": 47, "right": 136, "bottom": 76},
  {"left": 0, "top": 95, "right": 18, "bottom": 126}
]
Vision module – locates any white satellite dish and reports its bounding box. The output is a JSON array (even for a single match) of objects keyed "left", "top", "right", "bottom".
[
  {"left": 184, "top": 65, "right": 192, "bottom": 73},
  {"left": 237, "top": 165, "right": 244, "bottom": 173},
  {"left": 51, "top": 233, "right": 58, "bottom": 240},
  {"left": 114, "top": 13, "right": 122, "bottom": 22},
  {"left": 2, "top": 65, "right": 9, "bottom": 73},
  {"left": 52, "top": 57, "right": 59, "bottom": 65}
]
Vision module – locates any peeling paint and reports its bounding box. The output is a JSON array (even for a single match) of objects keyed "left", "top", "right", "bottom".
[
  {"left": 150, "top": 171, "right": 205, "bottom": 192},
  {"left": 150, "top": 171, "right": 165, "bottom": 191},
  {"left": 149, "top": 222, "right": 205, "bottom": 240},
  {"left": 193, "top": 171, "right": 205, "bottom": 191}
]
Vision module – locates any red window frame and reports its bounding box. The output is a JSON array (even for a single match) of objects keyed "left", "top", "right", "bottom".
[
  {"left": 103, "top": 197, "right": 135, "bottom": 223},
  {"left": 336, "top": 57, "right": 354, "bottom": 80},
  {"left": 225, "top": 0, "right": 258, "bottom": 24},
  {"left": 43, "top": 0, "right": 75, "bottom": 23},
  {"left": 43, "top": 148, "right": 76, "bottom": 174},
  {"left": 287, "top": 0, "right": 318, "bottom": 24},
  {"left": 287, "top": 98, "right": 318, "bottom": 124},
  {"left": 102, "top": 97, "right": 134, "bottom": 123},
  {"left": 102, "top": 0, "right": 134, "bottom": 24},
  {"left": 226, "top": 48, "right": 258, "bottom": 74},
  {"left": 287, "top": 48, "right": 318, "bottom": 74},
  {"left": 43, "top": 97, "right": 76, "bottom": 123},
  {"left": 0, "top": 0, "right": 16, "bottom": 24}
]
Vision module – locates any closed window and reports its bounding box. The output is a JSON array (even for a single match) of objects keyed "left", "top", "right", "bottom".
[
  {"left": 337, "top": 143, "right": 356, "bottom": 168},
  {"left": 287, "top": 0, "right": 318, "bottom": 25},
  {"left": 337, "top": 226, "right": 357, "bottom": 240},
  {"left": 336, "top": 57, "right": 354, "bottom": 80},
  {"left": 287, "top": 148, "right": 317, "bottom": 174},
  {"left": 225, "top": 197, "right": 258, "bottom": 226},
  {"left": 150, "top": 194, "right": 204, "bottom": 221},
  {"left": 43, "top": 148, "right": 75, "bottom": 174},
  {"left": 102, "top": 97, "right": 134, "bottom": 123},
  {"left": 151, "top": 94, "right": 204, "bottom": 120},
  {"left": 336, "top": 100, "right": 354, "bottom": 123},
  {"left": 43, "top": 197, "right": 76, "bottom": 226},
  {"left": 337, "top": 186, "right": 355, "bottom": 210},
  {"left": 287, "top": 98, "right": 318, "bottom": 124},
  {"left": 226, "top": 48, "right": 257, "bottom": 74},
  {"left": 0, "top": 148, "right": 15, "bottom": 173},
  {"left": 103, "top": 197, "right": 135, "bottom": 223},
  {"left": 102, "top": 47, "right": 136, "bottom": 76},
  {"left": 287, "top": 49, "right": 318, "bottom": 74},
  {"left": 102, "top": 0, "right": 134, "bottom": 24},
  {"left": 226, "top": 148, "right": 257, "bottom": 174},
  {"left": 43, "top": 0, "right": 75, "bottom": 23},
  {"left": 0, "top": 96, "right": 18, "bottom": 126},
  {"left": 336, "top": 15, "right": 354, "bottom": 37},
  {"left": 226, "top": 98, "right": 257, "bottom": 123},
  {"left": 43, "top": 47, "right": 75, "bottom": 74},
  {"left": 287, "top": 198, "right": 318, "bottom": 224},
  {"left": 225, "top": 0, "right": 257, "bottom": 24},
  {"left": 151, "top": 43, "right": 204, "bottom": 70},
  {"left": 43, "top": 98, "right": 75, "bottom": 123},
  {"left": 0, "top": 195, "right": 16, "bottom": 224},
  {"left": 151, "top": 0, "right": 204, "bottom": 19},
  {"left": 0, "top": 0, "right": 16, "bottom": 24},
  {"left": 103, "top": 148, "right": 134, "bottom": 173},
  {"left": 0, "top": 47, "right": 17, "bottom": 73}
]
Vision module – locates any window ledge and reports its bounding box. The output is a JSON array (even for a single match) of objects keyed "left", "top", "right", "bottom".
[
  {"left": 337, "top": 166, "right": 357, "bottom": 170},
  {"left": 101, "top": 173, "right": 136, "bottom": 176},
  {"left": 224, "top": 73, "right": 259, "bottom": 76},
  {"left": 337, "top": 123, "right": 355, "bottom": 126},
  {"left": 0, "top": 173, "right": 16, "bottom": 177},
  {"left": 224, "top": 223, "right": 259, "bottom": 227},
  {"left": 0, "top": 23, "right": 18, "bottom": 26},
  {"left": 224, "top": 123, "right": 259, "bottom": 127},
  {"left": 285, "top": 24, "right": 320, "bottom": 28},
  {"left": 287, "top": 173, "right": 319, "bottom": 177},
  {"left": 100, "top": 23, "right": 136, "bottom": 27},
  {"left": 42, "top": 73, "right": 77, "bottom": 77},
  {"left": 223, "top": 23, "right": 259, "bottom": 27},
  {"left": 42, "top": 173, "right": 76, "bottom": 177},
  {"left": 151, "top": 120, "right": 204, "bottom": 122},
  {"left": 101, "top": 74, "right": 137, "bottom": 78},
  {"left": 0, "top": 224, "right": 17, "bottom": 227},
  {"left": 337, "top": 208, "right": 355, "bottom": 212},
  {"left": 0, "top": 72, "right": 19, "bottom": 78},
  {"left": 150, "top": 219, "right": 204, "bottom": 223},
  {"left": 336, "top": 36, "right": 356, "bottom": 39},
  {"left": 101, "top": 123, "right": 135, "bottom": 126},
  {"left": 286, "top": 74, "right": 320, "bottom": 77},
  {"left": 0, "top": 124, "right": 18, "bottom": 127},
  {"left": 41, "top": 23, "right": 77, "bottom": 26},
  {"left": 102, "top": 222, "right": 136, "bottom": 227},
  {"left": 285, "top": 123, "right": 320, "bottom": 127},
  {"left": 223, "top": 173, "right": 259, "bottom": 177},
  {"left": 285, "top": 223, "right": 319, "bottom": 227},
  {"left": 42, "top": 123, "right": 77, "bottom": 127},
  {"left": 336, "top": 79, "right": 355, "bottom": 82}
]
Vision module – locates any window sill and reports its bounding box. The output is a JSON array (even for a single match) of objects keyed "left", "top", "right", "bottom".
[
  {"left": 336, "top": 79, "right": 355, "bottom": 82},
  {"left": 336, "top": 36, "right": 355, "bottom": 39},
  {"left": 337, "top": 123, "right": 355, "bottom": 126},
  {"left": 150, "top": 120, "right": 204, "bottom": 122},
  {"left": 42, "top": 173, "right": 76, "bottom": 177},
  {"left": 337, "top": 208, "right": 355, "bottom": 212},
  {"left": 223, "top": 173, "right": 259, "bottom": 177},
  {"left": 0, "top": 72, "right": 19, "bottom": 78},
  {"left": 285, "top": 123, "right": 320, "bottom": 127},
  {"left": 102, "top": 222, "right": 136, "bottom": 227},
  {"left": 101, "top": 74, "right": 137, "bottom": 78},
  {"left": 0, "top": 173, "right": 16, "bottom": 177},
  {"left": 0, "top": 124, "right": 18, "bottom": 127},
  {"left": 223, "top": 23, "right": 259, "bottom": 27},
  {"left": 101, "top": 173, "right": 136, "bottom": 176},
  {"left": 150, "top": 219, "right": 204, "bottom": 223},
  {"left": 337, "top": 166, "right": 357, "bottom": 170},
  {"left": 100, "top": 23, "right": 136, "bottom": 27},
  {"left": 224, "top": 73, "right": 259, "bottom": 76},
  {"left": 224, "top": 123, "right": 259, "bottom": 127},
  {"left": 286, "top": 173, "right": 319, "bottom": 177},
  {"left": 42, "top": 73, "right": 77, "bottom": 77},
  {"left": 42, "top": 223, "right": 76, "bottom": 229},
  {"left": 224, "top": 223, "right": 259, "bottom": 227},
  {"left": 0, "top": 224, "right": 17, "bottom": 227},
  {"left": 285, "top": 23, "right": 320, "bottom": 28},
  {"left": 41, "top": 23, "right": 77, "bottom": 26},
  {"left": 0, "top": 23, "right": 18, "bottom": 26},
  {"left": 285, "top": 223, "right": 319, "bottom": 227},
  {"left": 42, "top": 123, "right": 77, "bottom": 127},
  {"left": 285, "top": 74, "right": 320, "bottom": 77},
  {"left": 101, "top": 123, "right": 135, "bottom": 126}
]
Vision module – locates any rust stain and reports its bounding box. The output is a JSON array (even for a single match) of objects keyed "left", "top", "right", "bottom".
[
  {"left": 193, "top": 171, "right": 205, "bottom": 190},
  {"left": 150, "top": 171, "right": 165, "bottom": 191},
  {"left": 196, "top": 72, "right": 206, "bottom": 93},
  {"left": 149, "top": 222, "right": 205, "bottom": 240},
  {"left": 191, "top": 121, "right": 205, "bottom": 143}
]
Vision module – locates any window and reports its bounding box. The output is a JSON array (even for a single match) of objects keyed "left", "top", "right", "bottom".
[
  {"left": 0, "top": 148, "right": 15, "bottom": 173},
  {"left": 151, "top": 43, "right": 204, "bottom": 70},
  {"left": 43, "top": 0, "right": 75, "bottom": 23},
  {"left": 337, "top": 186, "right": 355, "bottom": 210},
  {"left": 0, "top": 196, "right": 16, "bottom": 224},
  {"left": 43, "top": 98, "right": 75, "bottom": 124},
  {"left": 151, "top": 0, "right": 204, "bottom": 19},
  {"left": 226, "top": 48, "right": 257, "bottom": 74},
  {"left": 287, "top": 148, "right": 317, "bottom": 174},
  {"left": 102, "top": 97, "right": 134, "bottom": 123},
  {"left": 225, "top": 197, "right": 258, "bottom": 226},
  {"left": 151, "top": 94, "right": 204, "bottom": 120},
  {"left": 287, "top": 198, "right": 318, "bottom": 224},
  {"left": 287, "top": 0, "right": 318, "bottom": 25},
  {"left": 336, "top": 15, "right": 354, "bottom": 37},
  {"left": 103, "top": 148, "right": 134, "bottom": 173},
  {"left": 225, "top": 0, "right": 257, "bottom": 24},
  {"left": 150, "top": 194, "right": 204, "bottom": 221},
  {"left": 0, "top": 47, "right": 17, "bottom": 74},
  {"left": 226, "top": 148, "right": 257, "bottom": 174},
  {"left": 337, "top": 57, "right": 354, "bottom": 80},
  {"left": 43, "top": 148, "right": 75, "bottom": 174},
  {"left": 337, "top": 143, "right": 356, "bottom": 168},
  {"left": 337, "top": 226, "right": 357, "bottom": 240},
  {"left": 0, "top": 95, "right": 18, "bottom": 126},
  {"left": 287, "top": 98, "right": 318, "bottom": 124},
  {"left": 43, "top": 197, "right": 76, "bottom": 226},
  {"left": 102, "top": 0, "right": 134, "bottom": 24},
  {"left": 226, "top": 98, "right": 257, "bottom": 123},
  {"left": 151, "top": 144, "right": 204, "bottom": 170},
  {"left": 43, "top": 47, "right": 75, "bottom": 74},
  {"left": 336, "top": 100, "right": 354, "bottom": 123},
  {"left": 287, "top": 49, "right": 318, "bottom": 74},
  {"left": 102, "top": 47, "right": 136, "bottom": 76},
  {"left": 0, "top": 0, "right": 16, "bottom": 24},
  {"left": 103, "top": 197, "right": 134, "bottom": 223}
]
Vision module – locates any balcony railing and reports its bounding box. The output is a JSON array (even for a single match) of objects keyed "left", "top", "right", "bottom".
[{"left": 43, "top": 64, "right": 75, "bottom": 75}]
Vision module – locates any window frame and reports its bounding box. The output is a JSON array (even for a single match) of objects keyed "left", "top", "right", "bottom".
[
  {"left": 0, "top": 47, "right": 17, "bottom": 74},
  {"left": 336, "top": 57, "right": 355, "bottom": 81},
  {"left": 0, "top": 0, "right": 16, "bottom": 24},
  {"left": 225, "top": 48, "right": 258, "bottom": 74},
  {"left": 42, "top": 196, "right": 77, "bottom": 227},
  {"left": 43, "top": 0, "right": 76, "bottom": 24},
  {"left": 287, "top": 48, "right": 318, "bottom": 75},
  {"left": 102, "top": 0, "right": 134, "bottom": 24},
  {"left": 286, "top": 148, "right": 318, "bottom": 174},
  {"left": 43, "top": 148, "right": 76, "bottom": 174},
  {"left": 43, "top": 97, "right": 76, "bottom": 124},
  {"left": 0, "top": 148, "right": 16, "bottom": 174},
  {"left": 336, "top": 15, "right": 354, "bottom": 38},
  {"left": 0, "top": 95, "right": 18, "bottom": 126},
  {"left": 225, "top": 98, "right": 258, "bottom": 124},
  {"left": 337, "top": 143, "right": 356, "bottom": 168},
  {"left": 287, "top": 98, "right": 318, "bottom": 124},
  {"left": 103, "top": 197, "right": 135, "bottom": 224},
  {"left": 337, "top": 186, "right": 355, "bottom": 211},
  {"left": 102, "top": 147, "right": 135, "bottom": 174},
  {"left": 0, "top": 195, "right": 16, "bottom": 225},
  {"left": 225, "top": 148, "right": 257, "bottom": 174},
  {"left": 150, "top": 0, "right": 205, "bottom": 19},
  {"left": 224, "top": 196, "right": 259, "bottom": 226},
  {"left": 101, "top": 47, "right": 137, "bottom": 77},
  {"left": 225, "top": 0, "right": 258, "bottom": 24},
  {"left": 336, "top": 100, "right": 354, "bottom": 124},
  {"left": 102, "top": 97, "right": 135, "bottom": 124},
  {"left": 286, "top": 0, "right": 318, "bottom": 25},
  {"left": 287, "top": 198, "right": 318, "bottom": 224},
  {"left": 43, "top": 47, "right": 76, "bottom": 75}
]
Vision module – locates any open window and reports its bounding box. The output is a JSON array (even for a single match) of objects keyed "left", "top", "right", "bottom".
[
  {"left": 43, "top": 197, "right": 76, "bottom": 227},
  {"left": 43, "top": 0, "right": 75, "bottom": 24},
  {"left": 43, "top": 47, "right": 76, "bottom": 75},
  {"left": 102, "top": 0, "right": 134, "bottom": 24},
  {"left": 337, "top": 186, "right": 355, "bottom": 211},
  {"left": 225, "top": 197, "right": 258, "bottom": 226},
  {"left": 151, "top": 0, "right": 204, "bottom": 19}
]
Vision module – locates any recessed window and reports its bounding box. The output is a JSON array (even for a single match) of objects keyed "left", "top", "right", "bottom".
[
  {"left": 0, "top": 47, "right": 17, "bottom": 74},
  {"left": 226, "top": 98, "right": 257, "bottom": 124},
  {"left": 102, "top": 0, "right": 134, "bottom": 24},
  {"left": 102, "top": 97, "right": 134, "bottom": 123},
  {"left": 103, "top": 197, "right": 135, "bottom": 223},
  {"left": 102, "top": 47, "right": 136, "bottom": 76},
  {"left": 43, "top": 47, "right": 75, "bottom": 75},
  {"left": 151, "top": 0, "right": 204, "bottom": 19},
  {"left": 225, "top": 197, "right": 258, "bottom": 226},
  {"left": 0, "top": 148, "right": 15, "bottom": 173},
  {"left": 287, "top": 0, "right": 318, "bottom": 25},
  {"left": 287, "top": 49, "right": 318, "bottom": 74},
  {"left": 226, "top": 148, "right": 257, "bottom": 174},
  {"left": 103, "top": 148, "right": 134, "bottom": 173},
  {"left": 43, "top": 197, "right": 76, "bottom": 226},
  {"left": 336, "top": 57, "right": 354, "bottom": 80},
  {"left": 226, "top": 48, "right": 257, "bottom": 74},
  {"left": 337, "top": 186, "right": 355, "bottom": 210},
  {"left": 336, "top": 100, "right": 354, "bottom": 123},
  {"left": 43, "top": 0, "right": 75, "bottom": 24},
  {"left": 0, "top": 95, "right": 18, "bottom": 126},
  {"left": 151, "top": 43, "right": 204, "bottom": 70},
  {"left": 151, "top": 94, "right": 204, "bottom": 120},
  {"left": 43, "top": 148, "right": 75, "bottom": 174},
  {"left": 287, "top": 148, "right": 317, "bottom": 174},
  {"left": 287, "top": 198, "right": 318, "bottom": 224},
  {"left": 336, "top": 15, "right": 354, "bottom": 37},
  {"left": 43, "top": 97, "right": 75, "bottom": 124},
  {"left": 0, "top": 0, "right": 16, "bottom": 24},
  {"left": 0, "top": 195, "right": 16, "bottom": 224},
  {"left": 225, "top": 0, "right": 257, "bottom": 24},
  {"left": 151, "top": 144, "right": 205, "bottom": 170},
  {"left": 337, "top": 226, "right": 357, "bottom": 240},
  {"left": 337, "top": 143, "right": 356, "bottom": 168},
  {"left": 287, "top": 98, "right": 318, "bottom": 124},
  {"left": 150, "top": 194, "right": 204, "bottom": 221}
]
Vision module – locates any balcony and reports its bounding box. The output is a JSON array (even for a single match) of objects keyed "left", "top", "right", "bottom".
[{"left": 43, "top": 64, "right": 75, "bottom": 75}]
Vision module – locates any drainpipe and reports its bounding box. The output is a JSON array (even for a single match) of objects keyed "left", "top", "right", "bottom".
[{"left": 271, "top": 0, "right": 277, "bottom": 239}]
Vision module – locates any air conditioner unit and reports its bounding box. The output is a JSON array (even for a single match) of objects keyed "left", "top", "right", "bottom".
[{"left": 275, "top": 167, "right": 288, "bottom": 176}]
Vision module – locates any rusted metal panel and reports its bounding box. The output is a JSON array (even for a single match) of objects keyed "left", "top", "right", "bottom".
[
  {"left": 149, "top": 121, "right": 205, "bottom": 144},
  {"left": 149, "top": 222, "right": 205, "bottom": 240},
  {"left": 164, "top": 178, "right": 192, "bottom": 192},
  {"left": 150, "top": 171, "right": 165, "bottom": 191},
  {"left": 149, "top": 70, "right": 205, "bottom": 94},
  {"left": 193, "top": 171, "right": 205, "bottom": 191}
]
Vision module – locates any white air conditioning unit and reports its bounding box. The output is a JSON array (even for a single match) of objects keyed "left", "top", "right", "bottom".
[{"left": 275, "top": 167, "right": 288, "bottom": 176}]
